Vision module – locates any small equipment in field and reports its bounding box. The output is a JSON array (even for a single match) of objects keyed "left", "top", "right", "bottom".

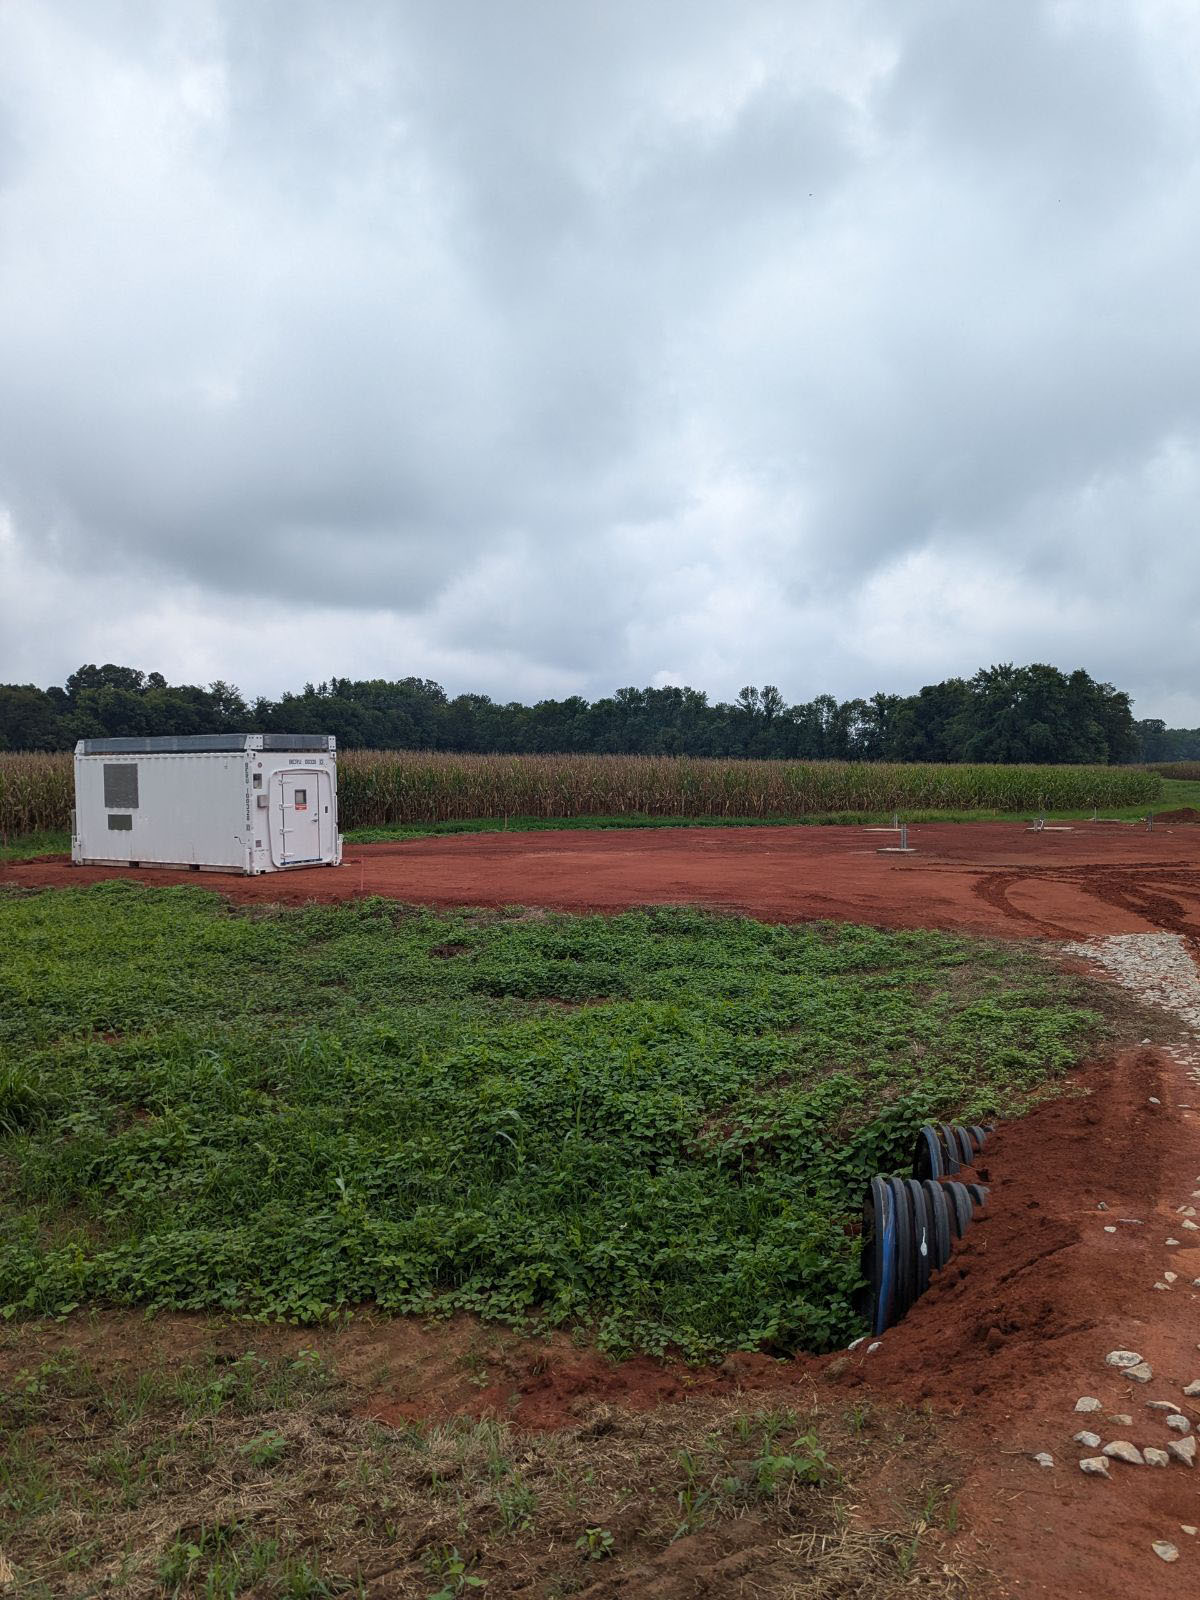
[{"left": 877, "top": 821, "right": 915, "bottom": 853}]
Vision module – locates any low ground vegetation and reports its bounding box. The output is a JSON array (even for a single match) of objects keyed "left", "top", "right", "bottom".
[
  {"left": 0, "top": 1322, "right": 971, "bottom": 1599},
  {"left": 2, "top": 884, "right": 1114, "bottom": 1354}
]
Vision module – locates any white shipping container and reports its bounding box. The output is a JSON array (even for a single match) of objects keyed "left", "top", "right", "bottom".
[{"left": 72, "top": 734, "right": 342, "bottom": 874}]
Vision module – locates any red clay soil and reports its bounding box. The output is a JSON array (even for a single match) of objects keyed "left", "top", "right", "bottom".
[
  {"left": 9, "top": 819, "right": 1200, "bottom": 940},
  {"left": 358, "top": 1043, "right": 1200, "bottom": 1596},
  {"left": 834, "top": 1044, "right": 1200, "bottom": 1596}
]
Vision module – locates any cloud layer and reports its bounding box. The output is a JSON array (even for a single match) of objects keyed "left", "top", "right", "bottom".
[{"left": 1, "top": 0, "right": 1198, "bottom": 718}]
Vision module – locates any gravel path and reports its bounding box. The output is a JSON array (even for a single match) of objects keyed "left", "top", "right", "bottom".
[
  {"left": 1063, "top": 931, "right": 1200, "bottom": 1038},
  {"left": 1052, "top": 930, "right": 1200, "bottom": 1567}
]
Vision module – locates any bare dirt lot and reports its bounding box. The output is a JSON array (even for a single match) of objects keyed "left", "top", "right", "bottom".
[{"left": 9, "top": 818, "right": 1200, "bottom": 940}]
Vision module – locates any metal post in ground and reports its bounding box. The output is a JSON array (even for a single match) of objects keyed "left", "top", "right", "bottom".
[
  {"left": 899, "top": 822, "right": 908, "bottom": 850},
  {"left": 1146, "top": 813, "right": 1153, "bottom": 833}
]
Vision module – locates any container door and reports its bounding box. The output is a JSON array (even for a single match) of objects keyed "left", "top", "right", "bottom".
[
  {"left": 275, "top": 770, "right": 325, "bottom": 864},
  {"left": 315, "top": 769, "right": 336, "bottom": 858}
]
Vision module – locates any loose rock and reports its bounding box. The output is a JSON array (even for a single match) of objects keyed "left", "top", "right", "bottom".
[
  {"left": 1168, "top": 1436, "right": 1196, "bottom": 1467},
  {"left": 1164, "top": 1270, "right": 1178, "bottom": 1282},
  {"left": 1182, "top": 1526, "right": 1198, "bottom": 1536},
  {"left": 1147, "top": 1401, "right": 1182, "bottom": 1412},
  {"left": 1109, "top": 1413, "right": 1134, "bottom": 1425},
  {"left": 1165, "top": 1237, "right": 1181, "bottom": 1246},
  {"left": 1145, "top": 1448, "right": 1170, "bottom": 1467},
  {"left": 1105, "top": 1350, "right": 1145, "bottom": 1369},
  {"left": 1166, "top": 1415, "right": 1191, "bottom": 1434},
  {"left": 1033, "top": 1452, "right": 1054, "bottom": 1468},
  {"left": 1103, "top": 1225, "right": 1117, "bottom": 1233},
  {"left": 1103, "top": 1440, "right": 1145, "bottom": 1465},
  {"left": 1183, "top": 1379, "right": 1200, "bottom": 1396},
  {"left": 1074, "top": 1431, "right": 1102, "bottom": 1448},
  {"left": 1079, "top": 1456, "right": 1110, "bottom": 1477},
  {"left": 1153, "top": 1541, "right": 1180, "bottom": 1563},
  {"left": 1075, "top": 1397, "right": 1103, "bottom": 1412},
  {"left": 1128, "top": 1363, "right": 1153, "bottom": 1383}
]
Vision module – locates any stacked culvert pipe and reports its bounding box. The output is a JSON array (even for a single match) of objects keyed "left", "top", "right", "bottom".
[{"left": 857, "top": 1122, "right": 991, "bottom": 1335}]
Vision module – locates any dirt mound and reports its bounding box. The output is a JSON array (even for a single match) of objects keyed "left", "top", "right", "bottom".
[
  {"left": 833, "top": 1050, "right": 1168, "bottom": 1409},
  {"left": 832, "top": 1043, "right": 1200, "bottom": 1597},
  {"left": 1153, "top": 806, "right": 1200, "bottom": 823}
]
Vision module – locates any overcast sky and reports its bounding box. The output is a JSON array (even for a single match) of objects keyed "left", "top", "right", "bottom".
[{"left": 1, "top": 1, "right": 1198, "bottom": 720}]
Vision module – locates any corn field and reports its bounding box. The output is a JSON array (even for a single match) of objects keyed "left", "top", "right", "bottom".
[
  {"left": 0, "top": 749, "right": 1161, "bottom": 837},
  {"left": 1145, "top": 761, "right": 1200, "bottom": 782},
  {"left": 336, "top": 752, "right": 1159, "bottom": 825},
  {"left": 0, "top": 753, "right": 74, "bottom": 838}
]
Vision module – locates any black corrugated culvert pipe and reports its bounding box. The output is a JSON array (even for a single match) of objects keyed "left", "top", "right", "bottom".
[{"left": 857, "top": 1123, "right": 991, "bottom": 1335}]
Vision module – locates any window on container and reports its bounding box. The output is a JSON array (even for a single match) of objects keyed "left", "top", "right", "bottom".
[
  {"left": 107, "top": 814, "right": 133, "bottom": 831},
  {"left": 103, "top": 762, "right": 138, "bottom": 809},
  {"left": 252, "top": 772, "right": 263, "bottom": 789},
  {"left": 294, "top": 788, "right": 308, "bottom": 810}
]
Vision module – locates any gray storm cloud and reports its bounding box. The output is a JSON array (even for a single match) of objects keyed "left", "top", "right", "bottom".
[{"left": 0, "top": 0, "right": 1197, "bottom": 717}]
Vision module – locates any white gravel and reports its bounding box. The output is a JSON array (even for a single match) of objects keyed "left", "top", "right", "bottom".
[{"left": 1062, "top": 932, "right": 1200, "bottom": 1035}]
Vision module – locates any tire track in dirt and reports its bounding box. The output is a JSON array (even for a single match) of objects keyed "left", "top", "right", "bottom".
[
  {"left": 971, "top": 870, "right": 1082, "bottom": 939},
  {"left": 971, "top": 864, "right": 1200, "bottom": 941}
]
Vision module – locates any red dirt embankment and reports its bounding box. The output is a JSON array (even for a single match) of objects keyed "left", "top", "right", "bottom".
[{"left": 7, "top": 819, "right": 1200, "bottom": 940}]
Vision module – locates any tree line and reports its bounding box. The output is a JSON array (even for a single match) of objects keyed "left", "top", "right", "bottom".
[{"left": 1, "top": 660, "right": 1189, "bottom": 763}]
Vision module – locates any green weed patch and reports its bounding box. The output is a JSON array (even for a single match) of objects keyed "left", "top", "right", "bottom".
[{"left": 0, "top": 884, "right": 1104, "bottom": 1354}]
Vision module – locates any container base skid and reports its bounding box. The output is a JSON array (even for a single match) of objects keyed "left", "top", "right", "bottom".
[{"left": 70, "top": 856, "right": 342, "bottom": 876}]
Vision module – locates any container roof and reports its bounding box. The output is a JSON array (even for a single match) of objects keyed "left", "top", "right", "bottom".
[{"left": 75, "top": 734, "right": 335, "bottom": 755}]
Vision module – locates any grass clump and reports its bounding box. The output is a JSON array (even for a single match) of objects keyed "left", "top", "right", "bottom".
[{"left": 0, "top": 883, "right": 1106, "bottom": 1354}]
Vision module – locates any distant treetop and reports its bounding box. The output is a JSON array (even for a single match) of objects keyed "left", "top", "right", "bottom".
[{"left": 0, "top": 661, "right": 1184, "bottom": 764}]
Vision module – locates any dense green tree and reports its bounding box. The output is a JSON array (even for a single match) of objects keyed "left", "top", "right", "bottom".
[
  {"left": 884, "top": 679, "right": 972, "bottom": 762},
  {"left": 1134, "top": 718, "right": 1200, "bottom": 762},
  {"left": 0, "top": 660, "right": 1168, "bottom": 763},
  {"left": 0, "top": 685, "right": 61, "bottom": 750}
]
